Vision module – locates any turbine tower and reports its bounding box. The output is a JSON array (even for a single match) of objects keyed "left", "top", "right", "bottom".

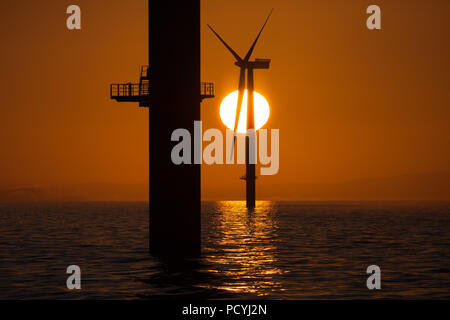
[
  {"left": 208, "top": 9, "right": 273, "bottom": 209},
  {"left": 110, "top": 1, "right": 214, "bottom": 256}
]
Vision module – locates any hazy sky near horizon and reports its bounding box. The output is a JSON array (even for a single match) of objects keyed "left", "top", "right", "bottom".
[{"left": 0, "top": 0, "right": 449, "bottom": 200}]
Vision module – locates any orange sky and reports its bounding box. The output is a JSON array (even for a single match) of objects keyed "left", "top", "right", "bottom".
[{"left": 0, "top": 0, "right": 449, "bottom": 201}]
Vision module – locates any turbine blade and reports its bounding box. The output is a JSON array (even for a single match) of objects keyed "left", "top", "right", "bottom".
[
  {"left": 207, "top": 24, "right": 243, "bottom": 63},
  {"left": 243, "top": 9, "right": 274, "bottom": 62},
  {"left": 233, "top": 69, "right": 246, "bottom": 133},
  {"left": 229, "top": 135, "right": 237, "bottom": 162},
  {"left": 230, "top": 69, "right": 246, "bottom": 161}
]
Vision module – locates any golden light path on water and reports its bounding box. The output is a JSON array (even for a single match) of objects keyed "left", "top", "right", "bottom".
[{"left": 201, "top": 201, "right": 285, "bottom": 296}]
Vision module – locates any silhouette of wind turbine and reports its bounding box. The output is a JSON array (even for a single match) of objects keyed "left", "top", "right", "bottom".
[{"left": 208, "top": 9, "right": 273, "bottom": 208}]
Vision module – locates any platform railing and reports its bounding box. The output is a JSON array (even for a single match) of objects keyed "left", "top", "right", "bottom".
[
  {"left": 111, "top": 82, "right": 214, "bottom": 99},
  {"left": 110, "top": 83, "right": 143, "bottom": 98},
  {"left": 201, "top": 82, "right": 214, "bottom": 97}
]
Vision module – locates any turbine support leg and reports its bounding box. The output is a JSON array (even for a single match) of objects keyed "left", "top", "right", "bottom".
[{"left": 245, "top": 136, "right": 256, "bottom": 209}]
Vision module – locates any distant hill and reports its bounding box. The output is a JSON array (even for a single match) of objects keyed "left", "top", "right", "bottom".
[
  {"left": 0, "top": 183, "right": 148, "bottom": 203},
  {"left": 0, "top": 172, "right": 449, "bottom": 202},
  {"left": 257, "top": 171, "right": 450, "bottom": 201}
]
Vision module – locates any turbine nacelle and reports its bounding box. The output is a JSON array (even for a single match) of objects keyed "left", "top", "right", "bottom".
[
  {"left": 234, "top": 58, "right": 271, "bottom": 69},
  {"left": 254, "top": 58, "right": 271, "bottom": 69}
]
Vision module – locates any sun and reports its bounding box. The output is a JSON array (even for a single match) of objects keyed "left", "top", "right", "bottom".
[{"left": 219, "top": 90, "right": 270, "bottom": 133}]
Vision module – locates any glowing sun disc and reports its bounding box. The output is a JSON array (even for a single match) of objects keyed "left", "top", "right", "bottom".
[{"left": 219, "top": 90, "right": 270, "bottom": 133}]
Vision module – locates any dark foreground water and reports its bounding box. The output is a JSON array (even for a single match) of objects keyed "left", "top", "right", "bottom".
[{"left": 0, "top": 201, "right": 449, "bottom": 299}]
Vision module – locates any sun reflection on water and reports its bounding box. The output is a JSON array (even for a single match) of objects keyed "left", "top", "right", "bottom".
[{"left": 201, "top": 201, "right": 284, "bottom": 296}]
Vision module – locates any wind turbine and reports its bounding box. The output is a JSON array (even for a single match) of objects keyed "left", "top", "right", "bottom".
[{"left": 208, "top": 9, "right": 273, "bottom": 209}]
